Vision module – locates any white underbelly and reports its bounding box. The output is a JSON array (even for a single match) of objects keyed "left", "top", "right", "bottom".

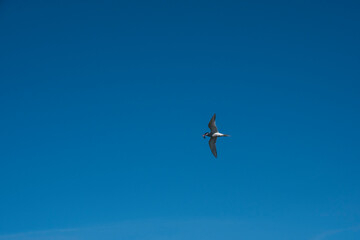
[{"left": 213, "top": 132, "right": 223, "bottom": 137}]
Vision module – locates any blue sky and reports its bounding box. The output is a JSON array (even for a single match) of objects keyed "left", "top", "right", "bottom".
[{"left": 1, "top": 0, "right": 360, "bottom": 239}]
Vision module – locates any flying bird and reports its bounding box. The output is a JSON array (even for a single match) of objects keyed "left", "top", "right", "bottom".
[{"left": 203, "top": 114, "right": 230, "bottom": 158}]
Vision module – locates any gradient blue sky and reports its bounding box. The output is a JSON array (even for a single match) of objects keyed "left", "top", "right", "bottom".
[{"left": 1, "top": 0, "right": 360, "bottom": 239}]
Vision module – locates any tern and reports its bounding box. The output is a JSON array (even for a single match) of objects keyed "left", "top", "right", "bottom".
[{"left": 203, "top": 114, "right": 230, "bottom": 158}]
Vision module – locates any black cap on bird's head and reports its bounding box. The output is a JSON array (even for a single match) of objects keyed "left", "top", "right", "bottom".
[{"left": 202, "top": 132, "right": 209, "bottom": 138}]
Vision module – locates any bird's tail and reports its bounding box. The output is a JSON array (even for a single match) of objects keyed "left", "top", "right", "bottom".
[{"left": 222, "top": 134, "right": 230, "bottom": 137}]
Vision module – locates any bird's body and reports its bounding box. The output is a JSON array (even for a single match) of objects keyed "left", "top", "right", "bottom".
[
  {"left": 212, "top": 132, "right": 230, "bottom": 137},
  {"left": 203, "top": 114, "right": 230, "bottom": 158}
]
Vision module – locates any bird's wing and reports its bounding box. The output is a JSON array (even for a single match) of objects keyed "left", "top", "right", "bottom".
[
  {"left": 208, "top": 114, "right": 218, "bottom": 133},
  {"left": 208, "top": 137, "right": 217, "bottom": 158}
]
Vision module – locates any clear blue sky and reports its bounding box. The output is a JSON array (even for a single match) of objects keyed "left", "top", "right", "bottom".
[{"left": 1, "top": 0, "right": 360, "bottom": 239}]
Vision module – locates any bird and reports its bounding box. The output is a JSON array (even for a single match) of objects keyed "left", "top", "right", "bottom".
[{"left": 203, "top": 114, "right": 230, "bottom": 158}]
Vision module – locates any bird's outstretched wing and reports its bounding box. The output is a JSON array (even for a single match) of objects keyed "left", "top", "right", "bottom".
[
  {"left": 208, "top": 114, "right": 218, "bottom": 133},
  {"left": 208, "top": 137, "right": 217, "bottom": 158}
]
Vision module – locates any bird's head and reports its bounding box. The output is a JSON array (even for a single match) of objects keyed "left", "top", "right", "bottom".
[{"left": 202, "top": 132, "right": 209, "bottom": 138}]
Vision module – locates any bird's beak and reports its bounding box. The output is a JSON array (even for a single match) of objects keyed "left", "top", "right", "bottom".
[{"left": 202, "top": 134, "right": 206, "bottom": 138}]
